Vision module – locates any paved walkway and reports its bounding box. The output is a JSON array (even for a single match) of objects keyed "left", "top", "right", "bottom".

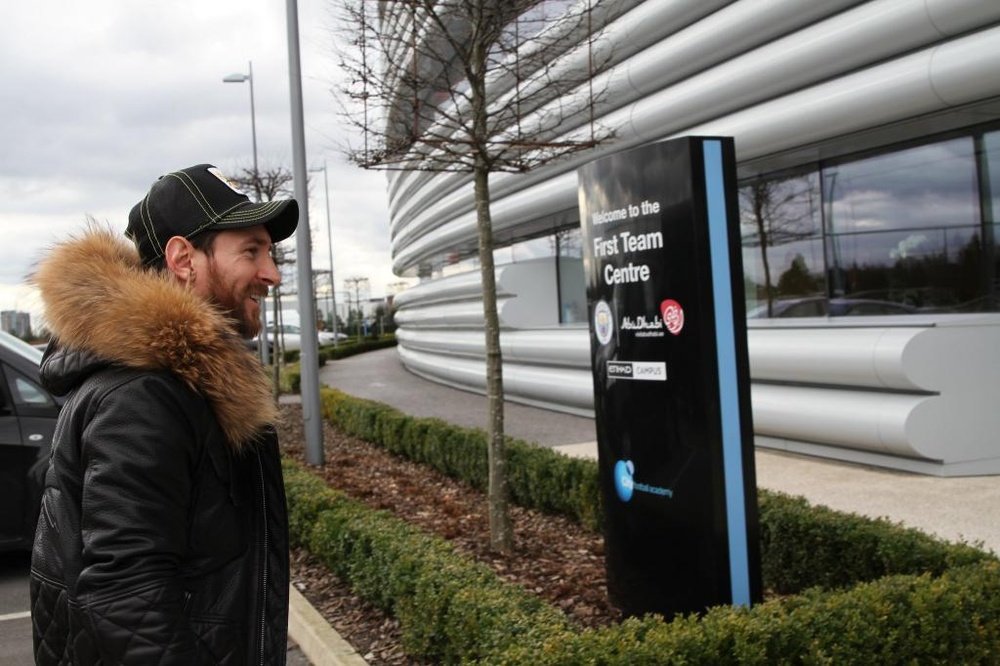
[{"left": 318, "top": 348, "right": 1000, "bottom": 554}]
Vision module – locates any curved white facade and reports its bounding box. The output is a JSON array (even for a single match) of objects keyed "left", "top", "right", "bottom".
[{"left": 385, "top": 0, "right": 1000, "bottom": 475}]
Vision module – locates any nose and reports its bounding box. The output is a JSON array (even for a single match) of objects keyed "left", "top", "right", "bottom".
[{"left": 260, "top": 252, "right": 281, "bottom": 286}]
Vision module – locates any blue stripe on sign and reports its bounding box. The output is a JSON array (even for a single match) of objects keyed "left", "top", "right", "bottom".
[{"left": 703, "top": 140, "right": 751, "bottom": 607}]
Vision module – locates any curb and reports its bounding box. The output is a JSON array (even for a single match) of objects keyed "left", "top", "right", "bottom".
[{"left": 288, "top": 584, "right": 368, "bottom": 666}]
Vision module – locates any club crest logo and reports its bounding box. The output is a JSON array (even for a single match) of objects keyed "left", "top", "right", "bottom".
[{"left": 594, "top": 300, "right": 614, "bottom": 346}]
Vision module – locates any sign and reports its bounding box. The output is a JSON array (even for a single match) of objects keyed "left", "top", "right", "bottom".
[{"left": 578, "top": 136, "right": 761, "bottom": 618}]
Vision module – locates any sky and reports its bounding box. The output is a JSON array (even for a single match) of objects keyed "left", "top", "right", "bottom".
[{"left": 0, "top": 0, "right": 412, "bottom": 329}]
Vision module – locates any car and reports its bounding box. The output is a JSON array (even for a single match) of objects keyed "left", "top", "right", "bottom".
[
  {"left": 262, "top": 324, "right": 345, "bottom": 355},
  {"left": 0, "top": 331, "right": 63, "bottom": 551}
]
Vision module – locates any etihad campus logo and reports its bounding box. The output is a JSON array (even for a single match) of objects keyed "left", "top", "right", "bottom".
[{"left": 594, "top": 300, "right": 614, "bottom": 346}]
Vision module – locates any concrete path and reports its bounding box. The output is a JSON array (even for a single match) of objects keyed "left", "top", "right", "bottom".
[{"left": 318, "top": 348, "right": 1000, "bottom": 554}]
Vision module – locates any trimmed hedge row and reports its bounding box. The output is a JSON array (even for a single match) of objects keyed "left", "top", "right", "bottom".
[
  {"left": 285, "top": 456, "right": 1000, "bottom": 664},
  {"left": 319, "top": 387, "right": 602, "bottom": 531},
  {"left": 496, "top": 560, "right": 1000, "bottom": 664},
  {"left": 319, "top": 387, "right": 994, "bottom": 593},
  {"left": 297, "top": 388, "right": 1000, "bottom": 662},
  {"left": 283, "top": 335, "right": 397, "bottom": 365},
  {"left": 283, "top": 461, "right": 569, "bottom": 663}
]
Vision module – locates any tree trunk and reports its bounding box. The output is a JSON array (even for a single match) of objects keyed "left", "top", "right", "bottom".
[
  {"left": 474, "top": 160, "right": 513, "bottom": 554},
  {"left": 753, "top": 185, "right": 774, "bottom": 316}
]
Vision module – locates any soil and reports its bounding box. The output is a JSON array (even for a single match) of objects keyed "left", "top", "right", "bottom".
[{"left": 278, "top": 403, "right": 622, "bottom": 665}]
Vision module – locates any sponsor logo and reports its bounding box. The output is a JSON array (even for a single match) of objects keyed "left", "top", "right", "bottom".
[
  {"left": 660, "top": 299, "right": 685, "bottom": 335},
  {"left": 620, "top": 315, "right": 663, "bottom": 331},
  {"left": 594, "top": 300, "right": 614, "bottom": 346},
  {"left": 607, "top": 361, "right": 633, "bottom": 377},
  {"left": 614, "top": 460, "right": 634, "bottom": 502},
  {"left": 606, "top": 360, "right": 667, "bottom": 381},
  {"left": 614, "top": 459, "right": 674, "bottom": 503}
]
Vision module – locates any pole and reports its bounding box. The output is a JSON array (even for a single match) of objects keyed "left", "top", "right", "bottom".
[
  {"left": 322, "top": 162, "right": 339, "bottom": 347},
  {"left": 248, "top": 66, "right": 269, "bottom": 365},
  {"left": 286, "top": 0, "right": 324, "bottom": 466},
  {"left": 248, "top": 61, "right": 259, "bottom": 188}
]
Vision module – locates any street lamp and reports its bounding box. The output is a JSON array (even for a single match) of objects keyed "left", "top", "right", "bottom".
[
  {"left": 223, "top": 60, "right": 269, "bottom": 364},
  {"left": 222, "top": 61, "right": 259, "bottom": 189},
  {"left": 308, "top": 162, "right": 339, "bottom": 346}
]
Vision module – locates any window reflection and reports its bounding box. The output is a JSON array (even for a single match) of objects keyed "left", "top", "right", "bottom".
[
  {"left": 824, "top": 138, "right": 979, "bottom": 235},
  {"left": 741, "top": 127, "right": 999, "bottom": 317},
  {"left": 739, "top": 172, "right": 823, "bottom": 316},
  {"left": 985, "top": 131, "right": 1000, "bottom": 224},
  {"left": 555, "top": 228, "right": 586, "bottom": 323}
]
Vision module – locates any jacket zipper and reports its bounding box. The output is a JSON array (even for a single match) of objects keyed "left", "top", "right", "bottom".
[{"left": 256, "top": 449, "right": 269, "bottom": 666}]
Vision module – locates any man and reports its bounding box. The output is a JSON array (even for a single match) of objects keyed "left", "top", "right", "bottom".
[{"left": 30, "top": 164, "right": 298, "bottom": 665}]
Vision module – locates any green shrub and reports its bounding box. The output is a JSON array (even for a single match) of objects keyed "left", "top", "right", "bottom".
[
  {"left": 758, "top": 490, "right": 990, "bottom": 593},
  {"left": 500, "top": 561, "right": 1000, "bottom": 664},
  {"left": 282, "top": 460, "right": 568, "bottom": 663},
  {"left": 319, "top": 387, "right": 602, "bottom": 529},
  {"left": 292, "top": 391, "right": 1000, "bottom": 663}
]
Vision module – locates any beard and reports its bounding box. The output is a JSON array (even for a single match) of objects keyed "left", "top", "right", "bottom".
[{"left": 205, "top": 263, "right": 266, "bottom": 339}]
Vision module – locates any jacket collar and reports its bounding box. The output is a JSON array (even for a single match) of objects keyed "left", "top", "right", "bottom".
[{"left": 33, "top": 227, "right": 277, "bottom": 451}]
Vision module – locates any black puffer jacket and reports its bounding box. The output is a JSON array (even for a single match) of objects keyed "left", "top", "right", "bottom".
[{"left": 29, "top": 230, "right": 289, "bottom": 665}]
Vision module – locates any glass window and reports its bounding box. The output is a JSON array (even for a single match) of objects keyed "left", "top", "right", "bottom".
[
  {"left": 826, "top": 226, "right": 990, "bottom": 312},
  {"left": 824, "top": 137, "right": 979, "bottom": 235},
  {"left": 555, "top": 228, "right": 586, "bottom": 323},
  {"left": 6, "top": 368, "right": 55, "bottom": 409},
  {"left": 739, "top": 172, "right": 823, "bottom": 316},
  {"left": 983, "top": 130, "right": 999, "bottom": 224}
]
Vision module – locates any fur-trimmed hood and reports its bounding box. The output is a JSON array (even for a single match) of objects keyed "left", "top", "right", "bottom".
[{"left": 32, "top": 227, "right": 277, "bottom": 450}]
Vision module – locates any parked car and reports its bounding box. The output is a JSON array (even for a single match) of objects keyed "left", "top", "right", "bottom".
[
  {"left": 0, "top": 331, "right": 63, "bottom": 551},
  {"left": 264, "top": 324, "right": 344, "bottom": 354}
]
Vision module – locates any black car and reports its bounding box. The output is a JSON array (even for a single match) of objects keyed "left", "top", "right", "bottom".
[{"left": 0, "top": 331, "right": 62, "bottom": 551}]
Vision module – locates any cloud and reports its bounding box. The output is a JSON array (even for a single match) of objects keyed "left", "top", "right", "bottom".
[{"left": 0, "top": 0, "right": 405, "bottom": 317}]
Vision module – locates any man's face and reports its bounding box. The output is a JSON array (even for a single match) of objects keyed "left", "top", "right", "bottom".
[{"left": 192, "top": 226, "right": 281, "bottom": 338}]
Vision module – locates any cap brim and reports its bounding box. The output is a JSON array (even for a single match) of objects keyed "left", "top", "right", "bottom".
[{"left": 213, "top": 199, "right": 299, "bottom": 243}]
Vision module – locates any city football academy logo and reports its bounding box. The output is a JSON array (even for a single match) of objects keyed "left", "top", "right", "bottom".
[
  {"left": 614, "top": 459, "right": 634, "bottom": 502},
  {"left": 594, "top": 300, "right": 614, "bottom": 346},
  {"left": 660, "top": 298, "right": 685, "bottom": 336}
]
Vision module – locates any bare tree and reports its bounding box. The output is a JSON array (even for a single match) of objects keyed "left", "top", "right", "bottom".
[{"left": 335, "top": 0, "right": 614, "bottom": 552}]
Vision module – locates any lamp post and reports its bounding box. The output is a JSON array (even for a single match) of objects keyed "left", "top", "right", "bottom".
[
  {"left": 222, "top": 61, "right": 259, "bottom": 194},
  {"left": 308, "top": 162, "right": 339, "bottom": 347},
  {"left": 223, "top": 60, "right": 269, "bottom": 365}
]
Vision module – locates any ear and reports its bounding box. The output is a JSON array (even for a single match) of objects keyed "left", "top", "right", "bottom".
[{"left": 164, "top": 236, "right": 197, "bottom": 283}]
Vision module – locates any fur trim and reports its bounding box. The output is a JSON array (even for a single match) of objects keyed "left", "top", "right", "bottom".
[{"left": 32, "top": 226, "right": 277, "bottom": 451}]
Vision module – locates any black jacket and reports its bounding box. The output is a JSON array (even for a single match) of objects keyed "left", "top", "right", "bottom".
[{"left": 29, "top": 229, "right": 289, "bottom": 665}]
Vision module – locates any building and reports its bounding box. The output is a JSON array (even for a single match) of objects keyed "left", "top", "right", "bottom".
[
  {"left": 384, "top": 0, "right": 1000, "bottom": 475},
  {"left": 0, "top": 311, "right": 31, "bottom": 340}
]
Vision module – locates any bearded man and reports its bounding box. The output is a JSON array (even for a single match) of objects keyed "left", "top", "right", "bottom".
[{"left": 29, "top": 164, "right": 297, "bottom": 665}]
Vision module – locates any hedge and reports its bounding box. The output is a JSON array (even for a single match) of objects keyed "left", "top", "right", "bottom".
[
  {"left": 319, "top": 387, "right": 602, "bottom": 530},
  {"left": 283, "top": 461, "right": 569, "bottom": 663},
  {"left": 291, "top": 389, "right": 1000, "bottom": 662},
  {"left": 282, "top": 335, "right": 397, "bottom": 365}
]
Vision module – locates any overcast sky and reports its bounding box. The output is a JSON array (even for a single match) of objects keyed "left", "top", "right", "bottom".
[{"left": 0, "top": 0, "right": 410, "bottom": 327}]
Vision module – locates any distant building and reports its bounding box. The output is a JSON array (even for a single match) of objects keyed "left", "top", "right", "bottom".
[{"left": 0, "top": 311, "right": 31, "bottom": 339}]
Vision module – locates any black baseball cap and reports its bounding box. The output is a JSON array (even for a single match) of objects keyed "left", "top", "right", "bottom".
[{"left": 126, "top": 164, "right": 299, "bottom": 265}]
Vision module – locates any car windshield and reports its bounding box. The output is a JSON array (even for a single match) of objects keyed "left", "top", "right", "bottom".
[{"left": 0, "top": 330, "right": 44, "bottom": 364}]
